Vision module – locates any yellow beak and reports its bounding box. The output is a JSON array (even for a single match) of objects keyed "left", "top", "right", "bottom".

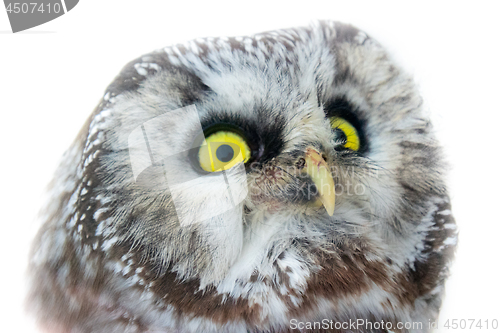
[{"left": 303, "top": 148, "right": 336, "bottom": 216}]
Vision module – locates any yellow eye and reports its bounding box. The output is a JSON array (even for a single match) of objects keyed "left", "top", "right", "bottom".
[
  {"left": 198, "top": 131, "right": 251, "bottom": 172},
  {"left": 330, "top": 117, "right": 360, "bottom": 151}
]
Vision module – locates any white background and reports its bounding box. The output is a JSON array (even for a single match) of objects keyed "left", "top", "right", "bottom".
[{"left": 1, "top": 1, "right": 499, "bottom": 332}]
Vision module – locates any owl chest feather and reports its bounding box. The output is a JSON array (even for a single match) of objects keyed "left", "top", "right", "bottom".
[
  {"left": 80, "top": 220, "right": 400, "bottom": 330},
  {"left": 30, "top": 194, "right": 456, "bottom": 333}
]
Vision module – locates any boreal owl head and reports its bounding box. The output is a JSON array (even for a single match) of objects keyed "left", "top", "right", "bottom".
[{"left": 28, "top": 21, "right": 456, "bottom": 333}]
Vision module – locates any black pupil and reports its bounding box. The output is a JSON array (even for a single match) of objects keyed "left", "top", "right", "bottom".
[{"left": 216, "top": 144, "right": 234, "bottom": 162}]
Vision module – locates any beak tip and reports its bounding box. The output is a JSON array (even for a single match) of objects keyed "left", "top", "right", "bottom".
[
  {"left": 319, "top": 196, "right": 335, "bottom": 216},
  {"left": 323, "top": 202, "right": 335, "bottom": 216}
]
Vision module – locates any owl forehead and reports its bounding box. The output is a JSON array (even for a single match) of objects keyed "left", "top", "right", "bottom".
[
  {"left": 128, "top": 48, "right": 334, "bottom": 153},
  {"left": 198, "top": 88, "right": 332, "bottom": 155},
  {"left": 103, "top": 20, "right": 429, "bottom": 167}
]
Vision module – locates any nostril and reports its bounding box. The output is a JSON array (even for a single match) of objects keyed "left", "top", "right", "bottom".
[
  {"left": 296, "top": 158, "right": 306, "bottom": 169},
  {"left": 321, "top": 153, "right": 328, "bottom": 162}
]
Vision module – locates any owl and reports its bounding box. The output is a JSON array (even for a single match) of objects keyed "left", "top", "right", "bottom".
[{"left": 27, "top": 21, "right": 457, "bottom": 333}]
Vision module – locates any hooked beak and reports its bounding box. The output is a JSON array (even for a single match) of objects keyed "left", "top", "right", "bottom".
[{"left": 303, "top": 148, "right": 336, "bottom": 216}]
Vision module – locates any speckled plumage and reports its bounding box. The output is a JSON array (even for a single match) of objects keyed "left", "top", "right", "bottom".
[{"left": 28, "top": 21, "right": 456, "bottom": 333}]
